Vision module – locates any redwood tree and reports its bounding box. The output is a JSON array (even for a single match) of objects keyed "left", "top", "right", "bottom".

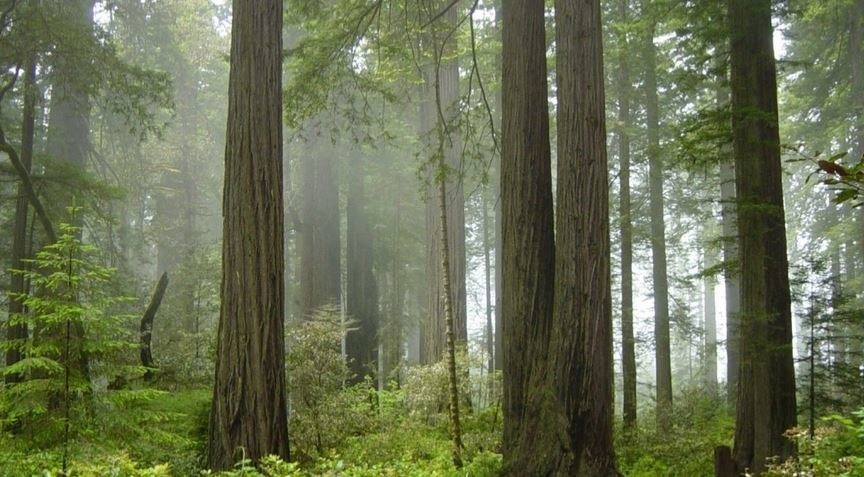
[
  {"left": 552, "top": 0, "right": 618, "bottom": 472},
  {"left": 208, "top": 0, "right": 289, "bottom": 469},
  {"left": 500, "top": 0, "right": 555, "bottom": 472},
  {"left": 729, "top": 0, "right": 797, "bottom": 471},
  {"left": 616, "top": 0, "right": 637, "bottom": 428},
  {"left": 641, "top": 3, "right": 673, "bottom": 428},
  {"left": 501, "top": 0, "right": 618, "bottom": 473}
]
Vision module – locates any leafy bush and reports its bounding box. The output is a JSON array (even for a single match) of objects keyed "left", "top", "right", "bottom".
[
  {"left": 0, "top": 447, "right": 171, "bottom": 476},
  {"left": 763, "top": 408, "right": 864, "bottom": 476},
  {"left": 285, "top": 308, "right": 378, "bottom": 462}
]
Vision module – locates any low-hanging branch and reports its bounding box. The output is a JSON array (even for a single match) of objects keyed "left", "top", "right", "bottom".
[{"left": 0, "top": 136, "right": 57, "bottom": 244}]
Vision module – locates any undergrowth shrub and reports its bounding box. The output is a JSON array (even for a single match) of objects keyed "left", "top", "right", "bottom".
[
  {"left": 616, "top": 389, "right": 734, "bottom": 476},
  {"left": 763, "top": 407, "right": 864, "bottom": 476},
  {"left": 0, "top": 218, "right": 151, "bottom": 450},
  {"left": 285, "top": 308, "right": 377, "bottom": 463}
]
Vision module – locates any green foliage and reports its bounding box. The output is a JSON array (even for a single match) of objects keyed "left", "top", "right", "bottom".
[
  {"left": 763, "top": 408, "right": 864, "bottom": 476},
  {"left": 616, "top": 390, "right": 734, "bottom": 476},
  {"left": 280, "top": 308, "right": 501, "bottom": 473},
  {"left": 0, "top": 218, "right": 140, "bottom": 443},
  {"left": 285, "top": 307, "right": 377, "bottom": 462},
  {"left": 0, "top": 387, "right": 208, "bottom": 476},
  {"left": 0, "top": 449, "right": 171, "bottom": 476}
]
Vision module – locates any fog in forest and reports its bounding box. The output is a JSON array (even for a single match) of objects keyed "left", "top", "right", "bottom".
[{"left": 1, "top": 0, "right": 863, "bottom": 475}]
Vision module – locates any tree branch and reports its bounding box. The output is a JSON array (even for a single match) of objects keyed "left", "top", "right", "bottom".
[{"left": 0, "top": 140, "right": 57, "bottom": 244}]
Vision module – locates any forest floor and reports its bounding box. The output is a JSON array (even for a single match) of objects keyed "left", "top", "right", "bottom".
[{"left": 1, "top": 385, "right": 861, "bottom": 476}]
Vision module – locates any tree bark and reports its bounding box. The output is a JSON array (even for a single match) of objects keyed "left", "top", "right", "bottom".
[
  {"left": 617, "top": 0, "right": 637, "bottom": 428},
  {"left": 207, "top": 0, "right": 289, "bottom": 468},
  {"left": 500, "top": 0, "right": 556, "bottom": 473},
  {"left": 642, "top": 6, "right": 673, "bottom": 430},
  {"left": 729, "top": 0, "right": 797, "bottom": 471}
]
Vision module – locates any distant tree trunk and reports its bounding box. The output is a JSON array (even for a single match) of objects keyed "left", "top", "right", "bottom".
[
  {"left": 45, "top": 0, "right": 96, "bottom": 384},
  {"left": 140, "top": 272, "right": 169, "bottom": 379},
  {"left": 207, "top": 0, "right": 289, "bottom": 469},
  {"left": 851, "top": 0, "right": 864, "bottom": 164},
  {"left": 493, "top": 0, "right": 504, "bottom": 374},
  {"left": 5, "top": 58, "right": 37, "bottom": 385},
  {"left": 551, "top": 0, "right": 619, "bottom": 473},
  {"left": 299, "top": 134, "right": 341, "bottom": 316},
  {"left": 703, "top": 239, "right": 718, "bottom": 394},
  {"left": 729, "top": 0, "right": 797, "bottom": 471},
  {"left": 384, "top": 195, "right": 404, "bottom": 382},
  {"left": 829, "top": 242, "right": 844, "bottom": 378},
  {"left": 617, "top": 0, "right": 637, "bottom": 428},
  {"left": 642, "top": 7, "right": 673, "bottom": 429},
  {"left": 422, "top": 2, "right": 467, "bottom": 363},
  {"left": 482, "top": 187, "right": 494, "bottom": 376},
  {"left": 346, "top": 155, "right": 379, "bottom": 384},
  {"left": 500, "top": 0, "right": 556, "bottom": 474},
  {"left": 494, "top": 187, "right": 503, "bottom": 372},
  {"left": 851, "top": 0, "right": 864, "bottom": 297},
  {"left": 717, "top": 72, "right": 741, "bottom": 409}
]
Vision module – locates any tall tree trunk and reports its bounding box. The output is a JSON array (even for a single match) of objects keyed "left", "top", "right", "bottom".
[
  {"left": 207, "top": 0, "right": 289, "bottom": 468},
  {"left": 500, "top": 0, "right": 556, "bottom": 473},
  {"left": 617, "top": 0, "right": 637, "bottom": 428},
  {"left": 346, "top": 155, "right": 379, "bottom": 384},
  {"left": 703, "top": 238, "right": 718, "bottom": 394},
  {"left": 642, "top": 7, "right": 673, "bottom": 429},
  {"left": 299, "top": 135, "right": 341, "bottom": 316},
  {"left": 5, "top": 58, "right": 37, "bottom": 385},
  {"left": 729, "top": 0, "right": 797, "bottom": 471},
  {"left": 551, "top": 0, "right": 619, "bottom": 473}
]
